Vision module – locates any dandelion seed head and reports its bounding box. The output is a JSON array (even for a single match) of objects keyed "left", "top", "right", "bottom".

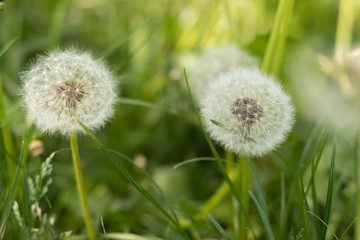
[
  {"left": 201, "top": 67, "right": 295, "bottom": 157},
  {"left": 190, "top": 44, "right": 259, "bottom": 101},
  {"left": 21, "top": 48, "right": 118, "bottom": 135}
]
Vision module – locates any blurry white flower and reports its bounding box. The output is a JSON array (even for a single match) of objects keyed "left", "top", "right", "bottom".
[
  {"left": 345, "top": 47, "right": 360, "bottom": 91},
  {"left": 21, "top": 48, "right": 118, "bottom": 135},
  {"left": 190, "top": 44, "right": 259, "bottom": 101},
  {"left": 201, "top": 67, "right": 294, "bottom": 157},
  {"left": 288, "top": 46, "right": 360, "bottom": 138}
]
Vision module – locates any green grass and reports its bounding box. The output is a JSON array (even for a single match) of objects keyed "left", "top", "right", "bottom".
[{"left": 0, "top": 0, "right": 359, "bottom": 239}]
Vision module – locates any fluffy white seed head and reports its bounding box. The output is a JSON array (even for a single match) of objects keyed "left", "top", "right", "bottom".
[
  {"left": 190, "top": 44, "right": 259, "bottom": 101},
  {"left": 20, "top": 48, "right": 118, "bottom": 135},
  {"left": 201, "top": 67, "right": 295, "bottom": 157}
]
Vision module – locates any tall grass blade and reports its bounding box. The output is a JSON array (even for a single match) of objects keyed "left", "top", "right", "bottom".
[
  {"left": 279, "top": 173, "right": 286, "bottom": 240},
  {"left": 339, "top": 217, "right": 357, "bottom": 240},
  {"left": 173, "top": 157, "right": 236, "bottom": 170},
  {"left": 183, "top": 69, "right": 241, "bottom": 203},
  {"left": 22, "top": 171, "right": 32, "bottom": 237},
  {"left": 307, "top": 130, "right": 329, "bottom": 236},
  {"left": 320, "top": 134, "right": 337, "bottom": 240},
  {"left": 207, "top": 213, "right": 231, "bottom": 240},
  {"left": 100, "top": 217, "right": 109, "bottom": 240},
  {"left": 78, "top": 121, "right": 184, "bottom": 235},
  {"left": 0, "top": 142, "right": 24, "bottom": 239},
  {"left": 109, "top": 149, "right": 179, "bottom": 223},
  {"left": 296, "top": 120, "right": 323, "bottom": 175},
  {"left": 307, "top": 211, "right": 338, "bottom": 240},
  {"left": 249, "top": 191, "right": 275, "bottom": 240},
  {"left": 48, "top": 0, "right": 69, "bottom": 47},
  {"left": 118, "top": 98, "right": 177, "bottom": 116},
  {"left": 0, "top": 37, "right": 18, "bottom": 59}
]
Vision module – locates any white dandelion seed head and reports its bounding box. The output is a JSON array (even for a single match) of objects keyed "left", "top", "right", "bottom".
[
  {"left": 201, "top": 67, "right": 295, "bottom": 157},
  {"left": 20, "top": 48, "right": 118, "bottom": 135},
  {"left": 190, "top": 44, "right": 259, "bottom": 101}
]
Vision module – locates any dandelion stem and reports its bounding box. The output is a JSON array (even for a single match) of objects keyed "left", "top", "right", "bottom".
[
  {"left": 355, "top": 132, "right": 360, "bottom": 240},
  {"left": 238, "top": 156, "right": 250, "bottom": 240},
  {"left": 198, "top": 167, "right": 241, "bottom": 219},
  {"left": 70, "top": 132, "right": 97, "bottom": 240},
  {"left": 261, "top": 0, "right": 294, "bottom": 74},
  {"left": 225, "top": 150, "right": 236, "bottom": 236},
  {"left": 0, "top": 74, "right": 15, "bottom": 185}
]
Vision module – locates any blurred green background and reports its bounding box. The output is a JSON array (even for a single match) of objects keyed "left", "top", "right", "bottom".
[{"left": 1, "top": 0, "right": 360, "bottom": 239}]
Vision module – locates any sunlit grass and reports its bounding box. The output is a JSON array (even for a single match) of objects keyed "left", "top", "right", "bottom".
[{"left": 1, "top": 0, "right": 359, "bottom": 239}]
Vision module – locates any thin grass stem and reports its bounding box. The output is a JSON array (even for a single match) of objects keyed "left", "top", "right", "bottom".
[
  {"left": 334, "top": 0, "right": 355, "bottom": 94},
  {"left": 239, "top": 156, "right": 250, "bottom": 240},
  {"left": 0, "top": 74, "right": 15, "bottom": 185},
  {"left": 198, "top": 167, "right": 241, "bottom": 220},
  {"left": 70, "top": 132, "right": 97, "bottom": 240},
  {"left": 355, "top": 132, "right": 360, "bottom": 240},
  {"left": 261, "top": 0, "right": 295, "bottom": 74},
  {"left": 335, "top": 0, "right": 354, "bottom": 66}
]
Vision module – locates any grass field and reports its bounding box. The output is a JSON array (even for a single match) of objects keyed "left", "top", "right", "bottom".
[{"left": 1, "top": 0, "right": 360, "bottom": 239}]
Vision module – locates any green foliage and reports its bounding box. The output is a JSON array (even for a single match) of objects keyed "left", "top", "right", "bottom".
[{"left": 0, "top": 0, "right": 359, "bottom": 239}]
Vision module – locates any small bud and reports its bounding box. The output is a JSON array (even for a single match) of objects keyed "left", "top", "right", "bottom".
[
  {"left": 49, "top": 214, "right": 56, "bottom": 225},
  {"left": 31, "top": 203, "right": 42, "bottom": 219},
  {"left": 134, "top": 154, "right": 147, "bottom": 169},
  {"left": 28, "top": 139, "right": 44, "bottom": 157}
]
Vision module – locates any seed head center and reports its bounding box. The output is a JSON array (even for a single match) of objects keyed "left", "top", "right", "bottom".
[
  {"left": 231, "top": 97, "right": 263, "bottom": 124},
  {"left": 55, "top": 80, "right": 85, "bottom": 108}
]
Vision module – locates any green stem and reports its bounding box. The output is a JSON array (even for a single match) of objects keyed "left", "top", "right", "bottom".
[
  {"left": 48, "top": 0, "right": 69, "bottom": 47},
  {"left": 334, "top": 0, "right": 354, "bottom": 94},
  {"left": 335, "top": 0, "right": 354, "bottom": 66},
  {"left": 223, "top": 0, "right": 241, "bottom": 45},
  {"left": 238, "top": 156, "right": 249, "bottom": 240},
  {"left": 356, "top": 133, "right": 360, "bottom": 240},
  {"left": 225, "top": 150, "right": 235, "bottom": 236},
  {"left": 261, "top": 0, "right": 295, "bottom": 74},
  {"left": 0, "top": 74, "right": 15, "bottom": 184},
  {"left": 70, "top": 132, "right": 97, "bottom": 240},
  {"left": 198, "top": 167, "right": 241, "bottom": 219}
]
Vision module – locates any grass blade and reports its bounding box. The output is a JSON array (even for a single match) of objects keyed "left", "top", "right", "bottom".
[
  {"left": 173, "top": 157, "right": 237, "bottom": 169},
  {"left": 320, "top": 133, "right": 337, "bottom": 240},
  {"left": 339, "top": 217, "right": 357, "bottom": 240},
  {"left": 0, "top": 142, "right": 24, "bottom": 239},
  {"left": 249, "top": 191, "right": 275, "bottom": 240},
  {"left": 78, "top": 121, "right": 184, "bottom": 235},
  {"left": 183, "top": 69, "right": 241, "bottom": 203},
  {"left": 0, "top": 37, "right": 18, "bottom": 59},
  {"left": 307, "top": 211, "right": 338, "bottom": 240},
  {"left": 207, "top": 213, "right": 231, "bottom": 240},
  {"left": 109, "top": 149, "right": 179, "bottom": 224},
  {"left": 296, "top": 119, "right": 323, "bottom": 175},
  {"left": 306, "top": 129, "right": 329, "bottom": 195},
  {"left": 279, "top": 173, "right": 286, "bottom": 240},
  {"left": 118, "top": 98, "right": 178, "bottom": 116}
]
